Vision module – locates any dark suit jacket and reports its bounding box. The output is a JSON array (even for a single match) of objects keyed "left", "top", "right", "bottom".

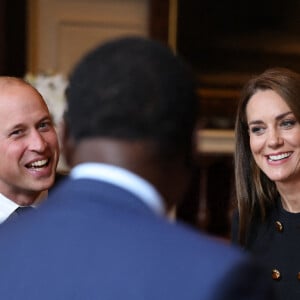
[
  {"left": 0, "top": 178, "right": 274, "bottom": 300},
  {"left": 232, "top": 202, "right": 300, "bottom": 300}
]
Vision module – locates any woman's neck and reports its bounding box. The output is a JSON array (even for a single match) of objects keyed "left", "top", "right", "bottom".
[{"left": 276, "top": 181, "right": 300, "bottom": 213}]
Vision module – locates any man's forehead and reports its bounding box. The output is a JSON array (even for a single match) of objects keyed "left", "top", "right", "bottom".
[
  {"left": 0, "top": 77, "right": 26, "bottom": 89},
  {"left": 0, "top": 91, "right": 50, "bottom": 128}
]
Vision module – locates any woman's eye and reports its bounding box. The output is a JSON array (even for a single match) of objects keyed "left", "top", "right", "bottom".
[
  {"left": 249, "top": 126, "right": 264, "bottom": 135},
  {"left": 281, "top": 119, "right": 297, "bottom": 128}
]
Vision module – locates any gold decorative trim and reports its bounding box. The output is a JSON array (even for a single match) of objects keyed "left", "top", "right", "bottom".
[
  {"left": 168, "top": 0, "right": 178, "bottom": 52},
  {"left": 27, "top": 0, "right": 39, "bottom": 73},
  {"left": 197, "top": 129, "right": 235, "bottom": 154}
]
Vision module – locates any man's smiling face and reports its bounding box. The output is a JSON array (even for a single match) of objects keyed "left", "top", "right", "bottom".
[{"left": 0, "top": 79, "right": 59, "bottom": 204}]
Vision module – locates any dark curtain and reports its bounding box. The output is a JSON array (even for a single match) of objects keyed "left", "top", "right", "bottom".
[
  {"left": 148, "top": 0, "right": 169, "bottom": 45},
  {"left": 0, "top": 0, "right": 27, "bottom": 76}
]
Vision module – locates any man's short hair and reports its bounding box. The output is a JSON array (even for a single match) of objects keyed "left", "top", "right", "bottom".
[{"left": 65, "top": 36, "right": 199, "bottom": 158}]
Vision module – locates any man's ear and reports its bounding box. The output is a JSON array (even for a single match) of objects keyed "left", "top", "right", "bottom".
[{"left": 61, "top": 119, "right": 75, "bottom": 168}]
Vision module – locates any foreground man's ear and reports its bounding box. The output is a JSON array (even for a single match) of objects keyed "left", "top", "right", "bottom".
[{"left": 61, "top": 118, "right": 75, "bottom": 168}]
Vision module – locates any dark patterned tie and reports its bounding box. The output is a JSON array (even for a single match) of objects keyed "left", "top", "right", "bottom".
[
  {"left": 6, "top": 206, "right": 34, "bottom": 222},
  {"left": 15, "top": 206, "right": 34, "bottom": 216}
]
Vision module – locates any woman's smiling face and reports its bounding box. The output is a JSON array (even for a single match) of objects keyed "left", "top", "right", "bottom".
[{"left": 246, "top": 89, "right": 300, "bottom": 184}]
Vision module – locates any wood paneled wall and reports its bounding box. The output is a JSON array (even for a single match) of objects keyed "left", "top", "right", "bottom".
[{"left": 27, "top": 0, "right": 150, "bottom": 76}]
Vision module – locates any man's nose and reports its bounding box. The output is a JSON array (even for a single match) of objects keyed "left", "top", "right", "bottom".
[{"left": 28, "top": 130, "right": 47, "bottom": 152}]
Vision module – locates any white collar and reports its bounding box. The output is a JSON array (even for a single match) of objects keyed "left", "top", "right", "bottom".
[
  {"left": 0, "top": 193, "right": 18, "bottom": 224},
  {"left": 0, "top": 191, "right": 48, "bottom": 224},
  {"left": 70, "top": 163, "right": 165, "bottom": 215}
]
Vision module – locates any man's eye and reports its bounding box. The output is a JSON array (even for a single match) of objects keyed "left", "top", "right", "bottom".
[
  {"left": 38, "top": 121, "right": 52, "bottom": 130},
  {"left": 10, "top": 129, "right": 23, "bottom": 137}
]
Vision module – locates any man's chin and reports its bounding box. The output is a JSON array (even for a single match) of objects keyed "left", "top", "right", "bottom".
[{"left": 30, "top": 177, "right": 56, "bottom": 193}]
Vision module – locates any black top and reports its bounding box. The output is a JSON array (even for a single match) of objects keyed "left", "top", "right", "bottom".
[{"left": 232, "top": 199, "right": 300, "bottom": 300}]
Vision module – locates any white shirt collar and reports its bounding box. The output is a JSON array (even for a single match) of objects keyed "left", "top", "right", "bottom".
[
  {"left": 0, "top": 191, "right": 48, "bottom": 224},
  {"left": 0, "top": 194, "right": 19, "bottom": 224},
  {"left": 70, "top": 163, "right": 165, "bottom": 215}
]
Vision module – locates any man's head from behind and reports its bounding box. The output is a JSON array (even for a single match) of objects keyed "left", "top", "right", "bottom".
[
  {"left": 64, "top": 36, "right": 199, "bottom": 209},
  {"left": 66, "top": 37, "right": 198, "bottom": 156}
]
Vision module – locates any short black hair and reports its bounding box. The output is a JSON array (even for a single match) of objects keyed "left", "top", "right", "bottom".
[{"left": 65, "top": 36, "right": 199, "bottom": 158}]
